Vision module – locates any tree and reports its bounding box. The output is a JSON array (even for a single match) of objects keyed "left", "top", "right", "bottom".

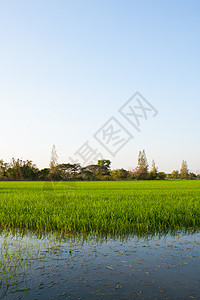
[
  {"left": 6, "top": 158, "right": 39, "bottom": 180},
  {"left": 180, "top": 160, "right": 189, "bottom": 179},
  {"left": 111, "top": 168, "right": 129, "bottom": 180},
  {"left": 129, "top": 170, "right": 137, "bottom": 180},
  {"left": 97, "top": 159, "right": 111, "bottom": 169},
  {"left": 171, "top": 170, "right": 179, "bottom": 179},
  {"left": 189, "top": 172, "right": 197, "bottom": 180},
  {"left": 157, "top": 172, "right": 166, "bottom": 180},
  {"left": 135, "top": 150, "right": 148, "bottom": 180},
  {"left": 149, "top": 159, "right": 158, "bottom": 180},
  {"left": 97, "top": 159, "right": 111, "bottom": 177},
  {"left": 49, "top": 145, "right": 59, "bottom": 179},
  {"left": 21, "top": 160, "right": 39, "bottom": 179},
  {"left": 7, "top": 158, "right": 23, "bottom": 180},
  {"left": 79, "top": 168, "right": 94, "bottom": 180},
  {"left": 0, "top": 160, "right": 8, "bottom": 179},
  {"left": 38, "top": 168, "right": 50, "bottom": 180},
  {"left": 0, "top": 160, "right": 4, "bottom": 178},
  {"left": 84, "top": 164, "right": 108, "bottom": 179},
  {"left": 166, "top": 173, "right": 172, "bottom": 180},
  {"left": 58, "top": 163, "right": 81, "bottom": 180}
]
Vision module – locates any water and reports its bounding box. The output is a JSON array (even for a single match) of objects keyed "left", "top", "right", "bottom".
[{"left": 0, "top": 231, "right": 199, "bottom": 299}]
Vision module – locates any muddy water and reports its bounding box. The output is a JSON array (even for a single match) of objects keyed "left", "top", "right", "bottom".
[{"left": 0, "top": 231, "right": 199, "bottom": 299}]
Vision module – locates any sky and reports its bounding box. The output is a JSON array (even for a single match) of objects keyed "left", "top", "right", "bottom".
[{"left": 0, "top": 0, "right": 200, "bottom": 173}]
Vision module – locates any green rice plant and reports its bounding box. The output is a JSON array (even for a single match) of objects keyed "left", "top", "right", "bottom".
[{"left": 0, "top": 181, "right": 199, "bottom": 235}]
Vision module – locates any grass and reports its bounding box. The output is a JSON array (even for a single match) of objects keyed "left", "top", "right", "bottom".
[{"left": 0, "top": 180, "right": 200, "bottom": 235}]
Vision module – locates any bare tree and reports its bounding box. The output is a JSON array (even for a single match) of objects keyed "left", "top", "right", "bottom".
[
  {"left": 135, "top": 150, "right": 148, "bottom": 179},
  {"left": 180, "top": 160, "right": 189, "bottom": 179},
  {"left": 49, "top": 145, "right": 58, "bottom": 178}
]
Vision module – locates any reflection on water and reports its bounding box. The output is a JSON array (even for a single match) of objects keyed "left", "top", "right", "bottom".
[{"left": 0, "top": 230, "right": 200, "bottom": 299}]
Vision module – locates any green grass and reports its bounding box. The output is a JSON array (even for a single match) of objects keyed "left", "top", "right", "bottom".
[{"left": 0, "top": 181, "right": 200, "bottom": 235}]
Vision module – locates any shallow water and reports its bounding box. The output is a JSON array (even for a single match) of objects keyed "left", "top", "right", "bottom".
[{"left": 0, "top": 231, "right": 199, "bottom": 299}]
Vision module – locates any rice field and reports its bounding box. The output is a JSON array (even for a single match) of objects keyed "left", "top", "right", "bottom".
[{"left": 0, "top": 181, "right": 200, "bottom": 235}]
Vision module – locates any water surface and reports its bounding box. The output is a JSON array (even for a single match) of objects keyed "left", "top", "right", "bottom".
[{"left": 0, "top": 231, "right": 199, "bottom": 299}]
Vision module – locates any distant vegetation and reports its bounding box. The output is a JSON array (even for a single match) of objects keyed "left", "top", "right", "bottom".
[
  {"left": 0, "top": 147, "right": 199, "bottom": 181},
  {"left": 0, "top": 181, "right": 199, "bottom": 235}
]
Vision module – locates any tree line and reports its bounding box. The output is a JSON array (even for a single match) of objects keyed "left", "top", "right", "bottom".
[{"left": 0, "top": 147, "right": 199, "bottom": 181}]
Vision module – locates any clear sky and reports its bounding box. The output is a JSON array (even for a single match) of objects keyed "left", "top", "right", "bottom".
[{"left": 0, "top": 0, "right": 200, "bottom": 173}]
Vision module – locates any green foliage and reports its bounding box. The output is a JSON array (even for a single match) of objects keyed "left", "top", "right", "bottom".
[
  {"left": 38, "top": 168, "right": 50, "bottom": 180},
  {"left": 0, "top": 181, "right": 200, "bottom": 235},
  {"left": 0, "top": 160, "right": 8, "bottom": 179},
  {"left": 189, "top": 172, "right": 197, "bottom": 180},
  {"left": 58, "top": 163, "right": 81, "bottom": 180},
  {"left": 149, "top": 159, "right": 158, "bottom": 180},
  {"left": 111, "top": 169, "right": 129, "bottom": 180},
  {"left": 78, "top": 168, "right": 94, "bottom": 180},
  {"left": 157, "top": 172, "right": 166, "bottom": 180},
  {"left": 5, "top": 159, "right": 39, "bottom": 180},
  {"left": 84, "top": 162, "right": 111, "bottom": 179},
  {"left": 97, "top": 159, "right": 111, "bottom": 169},
  {"left": 171, "top": 170, "right": 179, "bottom": 179},
  {"left": 0, "top": 151, "right": 198, "bottom": 181}
]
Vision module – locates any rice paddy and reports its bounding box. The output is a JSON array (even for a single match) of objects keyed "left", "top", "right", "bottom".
[
  {"left": 0, "top": 180, "right": 199, "bottom": 235},
  {"left": 0, "top": 181, "right": 200, "bottom": 298}
]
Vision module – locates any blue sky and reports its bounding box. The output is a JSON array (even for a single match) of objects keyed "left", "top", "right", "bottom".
[{"left": 0, "top": 0, "right": 200, "bottom": 173}]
